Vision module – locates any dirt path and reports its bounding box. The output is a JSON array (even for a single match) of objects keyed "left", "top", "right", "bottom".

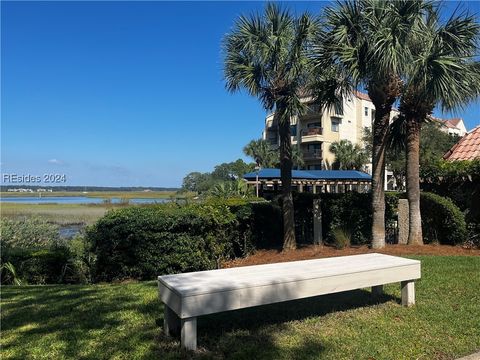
[{"left": 224, "top": 244, "right": 480, "bottom": 268}]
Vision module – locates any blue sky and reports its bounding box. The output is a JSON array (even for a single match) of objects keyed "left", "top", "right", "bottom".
[{"left": 2, "top": 1, "right": 479, "bottom": 187}]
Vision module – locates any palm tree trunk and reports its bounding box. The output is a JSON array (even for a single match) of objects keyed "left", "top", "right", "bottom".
[
  {"left": 371, "top": 106, "right": 391, "bottom": 249},
  {"left": 406, "top": 118, "right": 423, "bottom": 245},
  {"left": 278, "top": 110, "right": 296, "bottom": 250}
]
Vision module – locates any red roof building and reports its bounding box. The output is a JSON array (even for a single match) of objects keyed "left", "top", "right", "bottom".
[{"left": 443, "top": 126, "right": 480, "bottom": 161}]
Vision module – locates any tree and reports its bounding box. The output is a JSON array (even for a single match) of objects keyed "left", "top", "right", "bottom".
[
  {"left": 243, "top": 139, "right": 278, "bottom": 168},
  {"left": 212, "top": 159, "right": 255, "bottom": 181},
  {"left": 209, "top": 179, "right": 251, "bottom": 198},
  {"left": 317, "top": 0, "right": 431, "bottom": 248},
  {"left": 182, "top": 172, "right": 216, "bottom": 193},
  {"left": 329, "top": 140, "right": 368, "bottom": 170},
  {"left": 400, "top": 7, "right": 480, "bottom": 245},
  {"left": 224, "top": 4, "right": 318, "bottom": 250},
  {"left": 244, "top": 139, "right": 305, "bottom": 169},
  {"left": 419, "top": 122, "right": 458, "bottom": 167}
]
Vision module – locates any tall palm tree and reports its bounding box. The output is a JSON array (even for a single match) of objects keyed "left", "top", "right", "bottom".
[
  {"left": 224, "top": 4, "right": 318, "bottom": 250},
  {"left": 329, "top": 140, "right": 368, "bottom": 170},
  {"left": 400, "top": 8, "right": 480, "bottom": 245},
  {"left": 292, "top": 145, "right": 305, "bottom": 169},
  {"left": 316, "top": 0, "right": 431, "bottom": 248},
  {"left": 243, "top": 139, "right": 278, "bottom": 168}
]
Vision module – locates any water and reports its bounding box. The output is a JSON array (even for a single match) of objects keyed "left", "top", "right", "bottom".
[
  {"left": 59, "top": 224, "right": 85, "bottom": 238},
  {"left": 0, "top": 196, "right": 170, "bottom": 204}
]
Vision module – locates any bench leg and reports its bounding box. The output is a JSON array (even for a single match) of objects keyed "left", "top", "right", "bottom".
[
  {"left": 401, "top": 281, "right": 415, "bottom": 307},
  {"left": 372, "top": 285, "right": 383, "bottom": 297},
  {"left": 164, "top": 305, "right": 180, "bottom": 336},
  {"left": 181, "top": 317, "right": 197, "bottom": 351}
]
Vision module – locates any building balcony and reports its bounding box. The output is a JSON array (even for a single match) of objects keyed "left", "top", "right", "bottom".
[
  {"left": 302, "top": 127, "right": 323, "bottom": 136},
  {"left": 300, "top": 127, "right": 323, "bottom": 142},
  {"left": 303, "top": 150, "right": 323, "bottom": 160}
]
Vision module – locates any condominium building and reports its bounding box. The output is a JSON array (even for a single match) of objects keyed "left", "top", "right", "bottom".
[{"left": 263, "top": 91, "right": 396, "bottom": 171}]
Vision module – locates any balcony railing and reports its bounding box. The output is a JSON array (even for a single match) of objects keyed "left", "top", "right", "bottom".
[
  {"left": 303, "top": 150, "right": 323, "bottom": 159},
  {"left": 301, "top": 127, "right": 323, "bottom": 136}
]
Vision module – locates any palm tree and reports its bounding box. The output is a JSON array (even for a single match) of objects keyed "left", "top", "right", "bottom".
[
  {"left": 224, "top": 4, "right": 318, "bottom": 250},
  {"left": 209, "top": 179, "right": 251, "bottom": 198},
  {"left": 292, "top": 145, "right": 305, "bottom": 169},
  {"left": 244, "top": 139, "right": 304, "bottom": 169},
  {"left": 329, "top": 140, "right": 368, "bottom": 170},
  {"left": 400, "top": 8, "right": 480, "bottom": 245},
  {"left": 243, "top": 139, "right": 278, "bottom": 168},
  {"left": 316, "top": 0, "right": 431, "bottom": 248}
]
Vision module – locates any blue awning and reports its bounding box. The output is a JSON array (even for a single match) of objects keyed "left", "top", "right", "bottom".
[{"left": 243, "top": 168, "right": 371, "bottom": 181}]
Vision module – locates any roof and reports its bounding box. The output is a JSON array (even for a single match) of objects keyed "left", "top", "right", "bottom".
[
  {"left": 243, "top": 168, "right": 372, "bottom": 181},
  {"left": 448, "top": 118, "right": 462, "bottom": 127},
  {"left": 443, "top": 126, "right": 480, "bottom": 161},
  {"left": 354, "top": 91, "right": 371, "bottom": 102},
  {"left": 297, "top": 89, "right": 371, "bottom": 102},
  {"left": 430, "top": 116, "right": 464, "bottom": 130}
]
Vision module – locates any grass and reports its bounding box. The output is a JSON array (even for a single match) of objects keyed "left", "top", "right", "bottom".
[
  {"left": 0, "top": 203, "right": 111, "bottom": 225},
  {"left": 2, "top": 256, "right": 479, "bottom": 359}
]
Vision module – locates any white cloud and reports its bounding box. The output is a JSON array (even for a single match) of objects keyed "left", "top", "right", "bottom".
[{"left": 48, "top": 159, "right": 64, "bottom": 165}]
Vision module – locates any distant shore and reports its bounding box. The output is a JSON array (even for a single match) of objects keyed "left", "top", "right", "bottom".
[{"left": 0, "top": 191, "right": 182, "bottom": 199}]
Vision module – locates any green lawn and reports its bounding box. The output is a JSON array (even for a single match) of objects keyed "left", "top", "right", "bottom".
[{"left": 2, "top": 256, "right": 479, "bottom": 359}]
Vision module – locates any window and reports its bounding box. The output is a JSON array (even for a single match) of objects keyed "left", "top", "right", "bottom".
[
  {"left": 307, "top": 122, "right": 321, "bottom": 129},
  {"left": 331, "top": 118, "right": 340, "bottom": 132},
  {"left": 364, "top": 107, "right": 369, "bottom": 116}
]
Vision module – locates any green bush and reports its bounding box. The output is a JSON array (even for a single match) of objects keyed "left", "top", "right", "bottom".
[
  {"left": 1, "top": 245, "right": 72, "bottom": 284},
  {"left": 1, "top": 217, "right": 60, "bottom": 248},
  {"left": 86, "top": 204, "right": 238, "bottom": 282},
  {"left": 420, "top": 192, "right": 467, "bottom": 245},
  {"left": 421, "top": 159, "right": 480, "bottom": 229}
]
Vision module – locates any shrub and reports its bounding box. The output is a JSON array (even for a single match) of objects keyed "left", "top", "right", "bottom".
[
  {"left": 86, "top": 204, "right": 238, "bottom": 282},
  {"left": 1, "top": 217, "right": 60, "bottom": 248},
  {"left": 332, "top": 227, "right": 352, "bottom": 249},
  {"left": 1, "top": 245, "right": 72, "bottom": 284},
  {"left": 420, "top": 192, "right": 467, "bottom": 245}
]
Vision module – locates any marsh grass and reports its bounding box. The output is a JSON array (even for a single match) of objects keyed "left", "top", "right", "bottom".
[
  {"left": 1, "top": 256, "right": 479, "bottom": 359},
  {"left": 1, "top": 203, "right": 109, "bottom": 225}
]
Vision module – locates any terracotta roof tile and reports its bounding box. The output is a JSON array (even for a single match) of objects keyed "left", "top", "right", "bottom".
[
  {"left": 354, "top": 91, "right": 371, "bottom": 102},
  {"left": 444, "top": 126, "right": 480, "bottom": 161}
]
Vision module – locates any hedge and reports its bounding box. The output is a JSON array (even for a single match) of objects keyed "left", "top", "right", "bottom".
[
  {"left": 278, "top": 192, "right": 398, "bottom": 245},
  {"left": 87, "top": 203, "right": 240, "bottom": 281},
  {"left": 420, "top": 192, "right": 467, "bottom": 245}
]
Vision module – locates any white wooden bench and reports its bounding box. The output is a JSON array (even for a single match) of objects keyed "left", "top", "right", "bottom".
[{"left": 158, "top": 253, "right": 421, "bottom": 350}]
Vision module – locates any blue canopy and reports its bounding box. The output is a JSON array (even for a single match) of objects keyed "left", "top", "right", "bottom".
[{"left": 243, "top": 168, "right": 371, "bottom": 181}]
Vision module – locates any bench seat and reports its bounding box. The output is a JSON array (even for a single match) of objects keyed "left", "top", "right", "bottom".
[{"left": 158, "top": 253, "right": 421, "bottom": 350}]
